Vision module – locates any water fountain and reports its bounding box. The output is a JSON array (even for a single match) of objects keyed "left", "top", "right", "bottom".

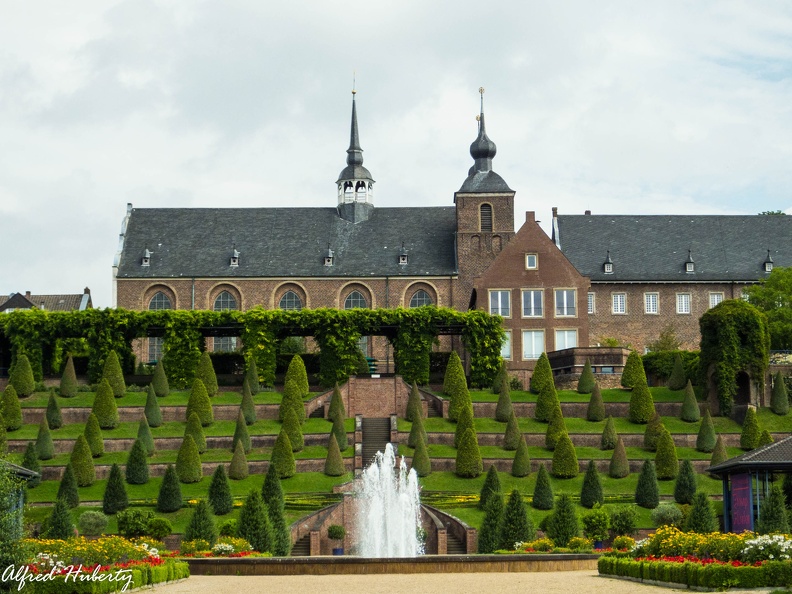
[{"left": 356, "top": 443, "right": 424, "bottom": 557}]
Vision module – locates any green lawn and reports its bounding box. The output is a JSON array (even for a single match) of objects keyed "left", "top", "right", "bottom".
[
  {"left": 466, "top": 386, "right": 689, "bottom": 403},
  {"left": 18, "top": 389, "right": 318, "bottom": 408}
]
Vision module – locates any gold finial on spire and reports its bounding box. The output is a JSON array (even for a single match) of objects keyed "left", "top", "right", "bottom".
[
  {"left": 479, "top": 86, "right": 485, "bottom": 95},
  {"left": 352, "top": 71, "right": 357, "bottom": 95},
  {"left": 475, "top": 115, "right": 481, "bottom": 121}
]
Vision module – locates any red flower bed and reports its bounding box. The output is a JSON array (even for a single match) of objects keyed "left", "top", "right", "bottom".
[{"left": 636, "top": 555, "right": 764, "bottom": 568}]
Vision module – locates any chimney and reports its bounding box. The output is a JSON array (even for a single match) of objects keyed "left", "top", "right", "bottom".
[
  {"left": 84, "top": 287, "right": 90, "bottom": 294},
  {"left": 552, "top": 207, "right": 558, "bottom": 218},
  {"left": 25, "top": 291, "right": 31, "bottom": 299},
  {"left": 585, "top": 210, "right": 591, "bottom": 215},
  {"left": 525, "top": 211, "right": 535, "bottom": 223}
]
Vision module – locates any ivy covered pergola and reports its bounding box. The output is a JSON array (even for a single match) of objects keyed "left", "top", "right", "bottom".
[{"left": 0, "top": 306, "right": 505, "bottom": 389}]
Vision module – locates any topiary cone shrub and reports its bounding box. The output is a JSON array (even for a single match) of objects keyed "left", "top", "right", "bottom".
[
  {"left": 443, "top": 351, "right": 464, "bottom": 396},
  {"left": 233, "top": 409, "right": 252, "bottom": 454},
  {"left": 512, "top": 435, "right": 531, "bottom": 478},
  {"left": 580, "top": 460, "right": 604, "bottom": 509},
  {"left": 771, "top": 371, "right": 789, "bottom": 416},
  {"left": 621, "top": 351, "right": 647, "bottom": 389},
  {"left": 262, "top": 462, "right": 285, "bottom": 512},
  {"left": 1, "top": 385, "right": 22, "bottom": 431},
  {"left": 709, "top": 434, "right": 729, "bottom": 469},
  {"left": 184, "top": 412, "right": 207, "bottom": 454},
  {"left": 57, "top": 463, "right": 79, "bottom": 509},
  {"left": 530, "top": 352, "right": 553, "bottom": 395},
  {"left": 407, "top": 413, "right": 426, "bottom": 450},
  {"left": 407, "top": 382, "right": 424, "bottom": 423},
  {"left": 498, "top": 489, "right": 535, "bottom": 550},
  {"left": 654, "top": 426, "right": 679, "bottom": 480},
  {"left": 635, "top": 460, "right": 659, "bottom": 509},
  {"left": 70, "top": 434, "right": 95, "bottom": 487},
  {"left": 674, "top": 459, "right": 697, "bottom": 505},
  {"left": 410, "top": 433, "right": 431, "bottom": 477},
  {"left": 696, "top": 408, "right": 716, "bottom": 452},
  {"left": 10, "top": 354, "right": 35, "bottom": 397},
  {"left": 667, "top": 353, "right": 687, "bottom": 391},
  {"left": 740, "top": 406, "right": 761, "bottom": 450},
  {"left": 103, "top": 463, "right": 129, "bottom": 515},
  {"left": 101, "top": 351, "right": 126, "bottom": 398},
  {"left": 0, "top": 414, "right": 6, "bottom": 456},
  {"left": 545, "top": 493, "right": 579, "bottom": 547},
  {"left": 628, "top": 382, "right": 655, "bottom": 424},
  {"left": 186, "top": 379, "right": 213, "bottom": 426},
  {"left": 195, "top": 352, "right": 218, "bottom": 397},
  {"left": 185, "top": 499, "right": 217, "bottom": 547},
  {"left": 477, "top": 494, "right": 504, "bottom": 554},
  {"left": 544, "top": 405, "right": 565, "bottom": 451},
  {"left": 84, "top": 413, "right": 104, "bottom": 458},
  {"left": 643, "top": 412, "right": 663, "bottom": 452},
  {"left": 331, "top": 412, "right": 349, "bottom": 451},
  {"left": 601, "top": 416, "right": 617, "bottom": 450},
  {"left": 680, "top": 380, "right": 700, "bottom": 422},
  {"left": 35, "top": 416, "right": 54, "bottom": 460},
  {"left": 208, "top": 464, "right": 233, "bottom": 515},
  {"left": 455, "top": 427, "right": 482, "bottom": 478},
  {"left": 503, "top": 411, "right": 522, "bottom": 451},
  {"left": 609, "top": 436, "right": 629, "bottom": 478},
  {"left": 324, "top": 433, "right": 346, "bottom": 477},
  {"left": 328, "top": 383, "right": 346, "bottom": 422},
  {"left": 551, "top": 432, "right": 578, "bottom": 478},
  {"left": 152, "top": 359, "right": 169, "bottom": 397},
  {"left": 479, "top": 465, "right": 502, "bottom": 510},
  {"left": 144, "top": 384, "right": 162, "bottom": 428},
  {"left": 238, "top": 490, "right": 272, "bottom": 553},
  {"left": 281, "top": 406, "right": 303, "bottom": 453},
  {"left": 176, "top": 434, "right": 202, "bottom": 483},
  {"left": 446, "top": 353, "right": 471, "bottom": 423},
  {"left": 245, "top": 357, "right": 260, "bottom": 396},
  {"left": 22, "top": 442, "right": 40, "bottom": 488},
  {"left": 279, "top": 379, "right": 303, "bottom": 424},
  {"left": 755, "top": 485, "right": 789, "bottom": 535},
  {"left": 577, "top": 359, "right": 596, "bottom": 394},
  {"left": 684, "top": 491, "right": 717, "bottom": 534},
  {"left": 157, "top": 464, "right": 183, "bottom": 513},
  {"left": 534, "top": 379, "right": 558, "bottom": 423},
  {"left": 60, "top": 356, "right": 78, "bottom": 398},
  {"left": 284, "top": 355, "right": 309, "bottom": 400},
  {"left": 271, "top": 429, "right": 295, "bottom": 479},
  {"left": 495, "top": 381, "right": 514, "bottom": 423},
  {"left": 454, "top": 404, "right": 475, "bottom": 449},
  {"left": 125, "top": 438, "right": 149, "bottom": 485},
  {"left": 586, "top": 384, "right": 605, "bottom": 422},
  {"left": 758, "top": 429, "right": 774, "bottom": 447},
  {"left": 240, "top": 378, "right": 256, "bottom": 425},
  {"left": 91, "top": 379, "right": 119, "bottom": 430},
  {"left": 137, "top": 416, "right": 155, "bottom": 456},
  {"left": 531, "top": 463, "right": 554, "bottom": 510},
  {"left": 44, "top": 498, "right": 74, "bottom": 540},
  {"left": 46, "top": 390, "right": 62, "bottom": 429},
  {"left": 229, "top": 440, "right": 249, "bottom": 480},
  {"left": 492, "top": 359, "right": 508, "bottom": 394}
]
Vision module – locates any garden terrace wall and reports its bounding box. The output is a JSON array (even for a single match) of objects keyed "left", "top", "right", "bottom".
[
  {"left": 418, "top": 457, "right": 714, "bottom": 475},
  {"left": 21, "top": 404, "right": 286, "bottom": 425},
  {"left": 471, "top": 401, "right": 685, "bottom": 419}
]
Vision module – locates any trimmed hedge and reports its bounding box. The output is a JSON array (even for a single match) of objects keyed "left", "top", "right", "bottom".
[
  {"left": 152, "top": 359, "right": 170, "bottom": 397},
  {"left": 10, "top": 354, "right": 35, "bottom": 397},
  {"left": 22, "top": 442, "right": 41, "bottom": 488},
  {"left": 144, "top": 384, "right": 163, "bottom": 428},
  {"left": 195, "top": 352, "right": 218, "bottom": 397},
  {"left": 137, "top": 416, "right": 155, "bottom": 456},
  {"left": 125, "top": 438, "right": 150, "bottom": 485},
  {"left": 271, "top": 429, "right": 295, "bottom": 479},
  {"left": 103, "top": 463, "right": 129, "bottom": 514},
  {"left": 70, "top": 434, "right": 95, "bottom": 487},
  {"left": 696, "top": 408, "right": 716, "bottom": 452},
  {"left": 586, "top": 384, "right": 605, "bottom": 422},
  {"left": 184, "top": 412, "right": 207, "bottom": 454},
  {"left": 1, "top": 385, "right": 22, "bottom": 431},
  {"left": 628, "top": 382, "right": 655, "bottom": 424},
  {"left": 229, "top": 440, "right": 249, "bottom": 480},
  {"left": 532, "top": 463, "right": 554, "bottom": 510},
  {"left": 609, "top": 436, "right": 629, "bottom": 479},
  {"left": 237, "top": 490, "right": 272, "bottom": 553},
  {"left": 667, "top": 353, "right": 687, "bottom": 390},
  {"left": 512, "top": 435, "right": 531, "bottom": 478},
  {"left": 232, "top": 409, "right": 252, "bottom": 454},
  {"left": 157, "top": 464, "right": 183, "bottom": 513},
  {"left": 281, "top": 406, "right": 303, "bottom": 453},
  {"left": 208, "top": 464, "right": 233, "bottom": 514},
  {"left": 580, "top": 459, "right": 603, "bottom": 508},
  {"left": 495, "top": 382, "right": 514, "bottom": 423},
  {"left": 84, "top": 413, "right": 104, "bottom": 458},
  {"left": 601, "top": 416, "right": 617, "bottom": 450},
  {"left": 504, "top": 411, "right": 522, "bottom": 451},
  {"left": 57, "top": 463, "right": 79, "bottom": 509},
  {"left": 410, "top": 433, "right": 431, "bottom": 477},
  {"left": 245, "top": 357, "right": 260, "bottom": 395},
  {"left": 185, "top": 499, "right": 217, "bottom": 546},
  {"left": 534, "top": 378, "right": 558, "bottom": 424},
  {"left": 455, "top": 427, "right": 483, "bottom": 478},
  {"left": 477, "top": 493, "right": 504, "bottom": 554},
  {"left": 101, "top": 351, "right": 126, "bottom": 398},
  {"left": 545, "top": 493, "right": 579, "bottom": 547},
  {"left": 740, "top": 407, "right": 761, "bottom": 450},
  {"left": 771, "top": 371, "right": 789, "bottom": 416},
  {"left": 680, "top": 381, "right": 700, "bottom": 422},
  {"left": 186, "top": 379, "right": 213, "bottom": 426},
  {"left": 324, "top": 433, "right": 346, "bottom": 477},
  {"left": 329, "top": 383, "right": 346, "bottom": 422},
  {"left": 284, "top": 355, "right": 309, "bottom": 400},
  {"left": 710, "top": 435, "right": 729, "bottom": 468},
  {"left": 577, "top": 359, "right": 596, "bottom": 394},
  {"left": 91, "top": 379, "right": 119, "bottom": 429},
  {"left": 621, "top": 351, "right": 647, "bottom": 389},
  {"left": 674, "top": 459, "right": 697, "bottom": 505},
  {"left": 454, "top": 403, "right": 475, "bottom": 449},
  {"left": 551, "top": 432, "right": 578, "bottom": 478},
  {"left": 635, "top": 460, "right": 659, "bottom": 509},
  {"left": 407, "top": 413, "right": 426, "bottom": 450},
  {"left": 35, "top": 416, "right": 54, "bottom": 460},
  {"left": 175, "top": 434, "right": 202, "bottom": 483},
  {"left": 59, "top": 356, "right": 78, "bottom": 398},
  {"left": 685, "top": 491, "right": 717, "bottom": 533},
  {"left": 544, "top": 404, "right": 565, "bottom": 451},
  {"left": 46, "top": 390, "right": 62, "bottom": 429},
  {"left": 479, "top": 465, "right": 502, "bottom": 510},
  {"left": 279, "top": 379, "right": 303, "bottom": 423},
  {"left": 655, "top": 426, "right": 679, "bottom": 480},
  {"left": 331, "top": 411, "right": 349, "bottom": 451},
  {"left": 499, "top": 489, "right": 535, "bottom": 549},
  {"left": 530, "top": 352, "right": 553, "bottom": 395},
  {"left": 446, "top": 353, "right": 471, "bottom": 423},
  {"left": 240, "top": 378, "right": 256, "bottom": 425}
]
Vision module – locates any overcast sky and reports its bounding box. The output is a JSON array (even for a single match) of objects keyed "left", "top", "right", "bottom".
[{"left": 2, "top": 1, "right": 791, "bottom": 308}]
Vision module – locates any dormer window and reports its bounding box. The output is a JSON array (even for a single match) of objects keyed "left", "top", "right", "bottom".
[
  {"left": 399, "top": 243, "right": 408, "bottom": 265},
  {"left": 230, "top": 249, "right": 240, "bottom": 267},
  {"left": 324, "top": 245, "right": 334, "bottom": 267},
  {"left": 142, "top": 249, "right": 152, "bottom": 267},
  {"left": 685, "top": 250, "right": 695, "bottom": 273},
  {"left": 764, "top": 250, "right": 774, "bottom": 273},
  {"left": 603, "top": 250, "right": 613, "bottom": 274}
]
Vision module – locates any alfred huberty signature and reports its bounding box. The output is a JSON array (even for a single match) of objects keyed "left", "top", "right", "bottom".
[{"left": 2, "top": 564, "right": 134, "bottom": 592}]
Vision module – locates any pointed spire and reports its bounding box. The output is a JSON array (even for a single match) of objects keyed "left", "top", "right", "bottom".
[
  {"left": 337, "top": 86, "right": 374, "bottom": 220},
  {"left": 459, "top": 88, "right": 511, "bottom": 193},
  {"left": 347, "top": 91, "right": 363, "bottom": 166}
]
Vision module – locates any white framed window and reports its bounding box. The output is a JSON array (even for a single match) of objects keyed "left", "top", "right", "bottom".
[
  {"left": 522, "top": 330, "right": 545, "bottom": 360},
  {"left": 525, "top": 253, "right": 538, "bottom": 270},
  {"left": 148, "top": 338, "right": 164, "bottom": 363},
  {"left": 279, "top": 290, "right": 303, "bottom": 310},
  {"left": 409, "top": 290, "right": 433, "bottom": 308},
  {"left": 521, "top": 289, "right": 543, "bottom": 317},
  {"left": 489, "top": 290, "right": 511, "bottom": 317},
  {"left": 501, "top": 331, "right": 512, "bottom": 360},
  {"left": 555, "top": 329, "right": 578, "bottom": 350},
  {"left": 612, "top": 293, "right": 626, "bottom": 315},
  {"left": 587, "top": 292, "right": 595, "bottom": 314},
  {"left": 709, "top": 292, "right": 724, "bottom": 308},
  {"left": 344, "top": 290, "right": 367, "bottom": 309},
  {"left": 676, "top": 293, "right": 691, "bottom": 314},
  {"left": 555, "top": 289, "right": 576, "bottom": 317},
  {"left": 644, "top": 293, "right": 659, "bottom": 314}
]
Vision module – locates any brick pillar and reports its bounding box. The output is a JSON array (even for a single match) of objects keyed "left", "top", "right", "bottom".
[
  {"left": 436, "top": 529, "right": 447, "bottom": 555},
  {"left": 466, "top": 528, "right": 477, "bottom": 554},
  {"left": 309, "top": 531, "right": 321, "bottom": 556},
  {"left": 390, "top": 414, "right": 398, "bottom": 444}
]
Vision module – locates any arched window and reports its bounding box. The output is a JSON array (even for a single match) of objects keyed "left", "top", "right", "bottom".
[
  {"left": 147, "top": 292, "right": 171, "bottom": 363},
  {"left": 480, "top": 204, "right": 493, "bottom": 232},
  {"left": 213, "top": 291, "right": 237, "bottom": 311},
  {"left": 213, "top": 291, "right": 238, "bottom": 351},
  {"left": 344, "top": 290, "right": 367, "bottom": 309},
  {"left": 148, "top": 292, "right": 172, "bottom": 311},
  {"left": 409, "top": 290, "right": 433, "bottom": 308},
  {"left": 279, "top": 290, "right": 302, "bottom": 310}
]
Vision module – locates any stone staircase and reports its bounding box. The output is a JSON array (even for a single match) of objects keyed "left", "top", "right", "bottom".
[
  {"left": 361, "top": 417, "right": 391, "bottom": 467},
  {"left": 291, "top": 534, "right": 310, "bottom": 556},
  {"left": 446, "top": 532, "right": 466, "bottom": 554}
]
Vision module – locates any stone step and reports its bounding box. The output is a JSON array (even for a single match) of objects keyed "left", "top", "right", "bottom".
[
  {"left": 446, "top": 532, "right": 465, "bottom": 554},
  {"left": 290, "top": 535, "right": 310, "bottom": 557}
]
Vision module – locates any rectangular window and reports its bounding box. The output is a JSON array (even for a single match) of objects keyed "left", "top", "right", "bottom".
[
  {"left": 612, "top": 293, "right": 626, "bottom": 314},
  {"left": 501, "top": 331, "right": 512, "bottom": 360},
  {"left": 676, "top": 293, "right": 691, "bottom": 314},
  {"left": 148, "top": 337, "right": 164, "bottom": 363},
  {"left": 644, "top": 292, "right": 659, "bottom": 314},
  {"left": 555, "top": 289, "right": 577, "bottom": 317},
  {"left": 489, "top": 290, "right": 511, "bottom": 317},
  {"left": 525, "top": 253, "right": 538, "bottom": 269},
  {"left": 555, "top": 329, "right": 578, "bottom": 350},
  {"left": 522, "top": 330, "right": 545, "bottom": 360},
  {"left": 213, "top": 337, "right": 238, "bottom": 352},
  {"left": 709, "top": 292, "right": 724, "bottom": 308},
  {"left": 587, "top": 292, "right": 595, "bottom": 314},
  {"left": 521, "top": 289, "right": 543, "bottom": 317}
]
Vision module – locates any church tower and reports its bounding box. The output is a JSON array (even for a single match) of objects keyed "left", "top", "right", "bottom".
[{"left": 336, "top": 89, "right": 375, "bottom": 223}]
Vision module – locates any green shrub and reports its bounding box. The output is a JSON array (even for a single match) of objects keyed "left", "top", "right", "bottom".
[
  {"left": 577, "top": 359, "right": 596, "bottom": 394},
  {"left": 580, "top": 460, "right": 603, "bottom": 508},
  {"left": 229, "top": 440, "right": 249, "bottom": 480},
  {"left": 78, "top": 511, "right": 108, "bottom": 536},
  {"left": 57, "top": 463, "right": 79, "bottom": 508},
  {"left": 281, "top": 406, "right": 303, "bottom": 453},
  {"left": 680, "top": 381, "right": 700, "bottom": 422},
  {"left": 262, "top": 462, "right": 285, "bottom": 512},
  {"left": 237, "top": 490, "right": 272, "bottom": 553},
  {"left": 534, "top": 380, "right": 558, "bottom": 423},
  {"left": 454, "top": 403, "right": 475, "bottom": 448},
  {"left": 152, "top": 359, "right": 169, "bottom": 397},
  {"left": 195, "top": 352, "right": 218, "bottom": 397},
  {"left": 502, "top": 411, "right": 522, "bottom": 451},
  {"left": 492, "top": 359, "right": 508, "bottom": 394},
  {"left": 186, "top": 379, "right": 213, "bottom": 426},
  {"left": 740, "top": 407, "right": 761, "bottom": 450},
  {"left": 411, "top": 433, "right": 431, "bottom": 477},
  {"left": 477, "top": 493, "right": 504, "bottom": 554},
  {"left": 46, "top": 391, "right": 62, "bottom": 429},
  {"left": 551, "top": 432, "right": 578, "bottom": 478},
  {"left": 685, "top": 491, "right": 717, "bottom": 533},
  {"left": 696, "top": 408, "right": 716, "bottom": 452},
  {"left": 446, "top": 353, "right": 471, "bottom": 423},
  {"left": 176, "top": 434, "right": 202, "bottom": 483},
  {"left": 407, "top": 381, "right": 423, "bottom": 423},
  {"left": 240, "top": 379, "right": 256, "bottom": 425},
  {"left": 117, "top": 509, "right": 153, "bottom": 538},
  {"left": 219, "top": 519, "right": 238, "bottom": 537},
  {"left": 495, "top": 382, "right": 513, "bottom": 423},
  {"left": 101, "top": 351, "right": 126, "bottom": 398},
  {"left": 581, "top": 506, "right": 610, "bottom": 542},
  {"left": 185, "top": 499, "right": 217, "bottom": 546},
  {"left": 674, "top": 459, "right": 697, "bottom": 505},
  {"left": 9, "top": 354, "right": 35, "bottom": 397},
  {"left": 635, "top": 460, "right": 660, "bottom": 509},
  {"left": 407, "top": 412, "right": 427, "bottom": 450},
  {"left": 655, "top": 426, "right": 679, "bottom": 480},
  {"left": 144, "top": 384, "right": 163, "bottom": 428},
  {"left": 586, "top": 384, "right": 605, "bottom": 422},
  {"left": 1, "top": 386, "right": 21, "bottom": 431},
  {"left": 21, "top": 442, "right": 40, "bottom": 488},
  {"left": 91, "top": 379, "right": 119, "bottom": 429},
  {"left": 621, "top": 351, "right": 647, "bottom": 389},
  {"left": 530, "top": 352, "right": 553, "bottom": 395},
  {"left": 710, "top": 435, "right": 728, "bottom": 468},
  {"left": 208, "top": 464, "right": 233, "bottom": 515},
  {"left": 667, "top": 353, "right": 687, "bottom": 390},
  {"left": 545, "top": 493, "right": 579, "bottom": 547},
  {"left": 651, "top": 502, "right": 683, "bottom": 528},
  {"left": 610, "top": 506, "right": 638, "bottom": 536},
  {"left": 479, "top": 465, "right": 502, "bottom": 510},
  {"left": 35, "top": 416, "right": 54, "bottom": 460},
  {"left": 443, "top": 351, "right": 464, "bottom": 395},
  {"left": 103, "top": 463, "right": 129, "bottom": 514},
  {"left": 125, "top": 438, "right": 150, "bottom": 484},
  {"left": 70, "top": 434, "right": 95, "bottom": 486},
  {"left": 609, "top": 436, "right": 629, "bottom": 479},
  {"left": 628, "top": 381, "right": 655, "bottom": 424},
  {"left": 284, "top": 355, "right": 309, "bottom": 400},
  {"left": 60, "top": 356, "right": 78, "bottom": 398},
  {"left": 532, "top": 463, "right": 554, "bottom": 510},
  {"left": 328, "top": 383, "right": 346, "bottom": 422},
  {"left": 156, "top": 464, "right": 183, "bottom": 512},
  {"left": 499, "top": 489, "right": 535, "bottom": 549},
  {"left": 147, "top": 517, "right": 173, "bottom": 540},
  {"left": 271, "top": 429, "right": 295, "bottom": 479},
  {"left": 756, "top": 485, "right": 789, "bottom": 534},
  {"left": 184, "top": 412, "right": 206, "bottom": 454},
  {"left": 455, "top": 427, "right": 482, "bottom": 478},
  {"left": 233, "top": 409, "right": 252, "bottom": 453},
  {"left": 771, "top": 371, "right": 789, "bottom": 415},
  {"left": 137, "top": 416, "right": 155, "bottom": 456},
  {"left": 279, "top": 379, "right": 303, "bottom": 423},
  {"left": 44, "top": 498, "right": 74, "bottom": 539},
  {"left": 245, "top": 357, "right": 260, "bottom": 395},
  {"left": 544, "top": 404, "right": 565, "bottom": 451},
  {"left": 758, "top": 429, "right": 774, "bottom": 447},
  {"left": 601, "top": 416, "right": 617, "bottom": 450},
  {"left": 328, "top": 410, "right": 348, "bottom": 452},
  {"left": 512, "top": 435, "right": 531, "bottom": 478},
  {"left": 84, "top": 413, "right": 104, "bottom": 457},
  {"left": 324, "top": 433, "right": 346, "bottom": 476},
  {"left": 268, "top": 492, "right": 291, "bottom": 557}
]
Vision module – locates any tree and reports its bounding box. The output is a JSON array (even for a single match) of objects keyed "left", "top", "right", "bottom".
[
  {"left": 621, "top": 351, "right": 647, "bottom": 389},
  {"left": 328, "top": 383, "right": 346, "bottom": 422},
  {"left": 771, "top": 371, "right": 789, "bottom": 416},
  {"left": 545, "top": 493, "right": 579, "bottom": 547},
  {"left": 46, "top": 390, "right": 62, "bottom": 429},
  {"left": 642, "top": 412, "right": 663, "bottom": 452},
  {"left": 577, "top": 359, "right": 596, "bottom": 394},
  {"left": 267, "top": 488, "right": 291, "bottom": 557},
  {"left": 57, "top": 463, "right": 79, "bottom": 508},
  {"left": 232, "top": 409, "right": 252, "bottom": 453},
  {"left": 84, "top": 413, "right": 104, "bottom": 458},
  {"left": 156, "top": 464, "right": 183, "bottom": 512},
  {"left": 184, "top": 412, "right": 207, "bottom": 454},
  {"left": 208, "top": 464, "right": 233, "bottom": 515},
  {"left": 262, "top": 462, "right": 285, "bottom": 511},
  {"left": 284, "top": 355, "right": 309, "bottom": 400},
  {"left": 195, "top": 352, "right": 218, "bottom": 397},
  {"left": 229, "top": 440, "right": 249, "bottom": 480},
  {"left": 532, "top": 463, "right": 554, "bottom": 510},
  {"left": 281, "top": 406, "right": 303, "bottom": 453},
  {"left": 530, "top": 352, "right": 553, "bottom": 395},
  {"left": 455, "top": 428, "right": 482, "bottom": 478},
  {"left": 654, "top": 426, "right": 679, "bottom": 480},
  {"left": 237, "top": 490, "right": 272, "bottom": 553},
  {"left": 495, "top": 381, "right": 514, "bottom": 423},
  {"left": 696, "top": 408, "right": 716, "bottom": 452},
  {"left": 635, "top": 460, "right": 659, "bottom": 509},
  {"left": 69, "top": 434, "right": 95, "bottom": 486},
  {"left": 744, "top": 266, "right": 792, "bottom": 350},
  {"left": 446, "top": 353, "right": 471, "bottom": 423},
  {"left": 601, "top": 416, "right": 617, "bottom": 450},
  {"left": 454, "top": 402, "right": 475, "bottom": 448},
  {"left": 512, "top": 435, "right": 531, "bottom": 478},
  {"left": 324, "top": 433, "right": 346, "bottom": 476},
  {"left": 647, "top": 325, "right": 683, "bottom": 353},
  {"left": 740, "top": 407, "right": 761, "bottom": 450},
  {"left": 443, "top": 351, "right": 464, "bottom": 395},
  {"left": 101, "top": 351, "right": 126, "bottom": 398},
  {"left": 586, "top": 384, "right": 605, "bottom": 422},
  {"left": 102, "top": 463, "right": 129, "bottom": 514},
  {"left": 684, "top": 492, "right": 717, "bottom": 533},
  {"left": 674, "top": 459, "right": 697, "bottom": 505},
  {"left": 185, "top": 499, "right": 217, "bottom": 546},
  {"left": 544, "top": 405, "right": 565, "bottom": 451},
  {"left": 580, "top": 460, "right": 603, "bottom": 508},
  {"left": 534, "top": 378, "right": 558, "bottom": 423},
  {"left": 479, "top": 465, "right": 502, "bottom": 510},
  {"left": 504, "top": 411, "right": 522, "bottom": 451},
  {"left": 499, "top": 489, "right": 535, "bottom": 549},
  {"left": 144, "top": 384, "right": 163, "bottom": 428},
  {"left": 125, "top": 438, "right": 149, "bottom": 484},
  {"left": 407, "top": 409, "right": 428, "bottom": 450},
  {"left": 551, "top": 432, "right": 578, "bottom": 478},
  {"left": 679, "top": 381, "right": 700, "bottom": 422},
  {"left": 21, "top": 442, "right": 40, "bottom": 488},
  {"left": 44, "top": 498, "right": 74, "bottom": 540},
  {"left": 410, "top": 433, "right": 431, "bottom": 477},
  {"left": 35, "top": 416, "right": 54, "bottom": 460},
  {"left": 667, "top": 353, "right": 687, "bottom": 390},
  {"left": 60, "top": 356, "right": 78, "bottom": 398},
  {"left": 628, "top": 382, "right": 655, "bottom": 424},
  {"left": 152, "top": 359, "right": 169, "bottom": 397},
  {"left": 176, "top": 434, "right": 202, "bottom": 483},
  {"left": 245, "top": 357, "right": 260, "bottom": 395},
  {"left": 407, "top": 382, "right": 423, "bottom": 422},
  {"left": 137, "top": 416, "right": 155, "bottom": 456},
  {"left": 492, "top": 359, "right": 508, "bottom": 394},
  {"left": 1, "top": 386, "right": 21, "bottom": 431},
  {"left": 756, "top": 485, "right": 790, "bottom": 534},
  {"left": 91, "top": 379, "right": 119, "bottom": 429},
  {"left": 186, "top": 378, "right": 213, "bottom": 426},
  {"left": 240, "top": 379, "right": 256, "bottom": 425},
  {"left": 9, "top": 354, "right": 35, "bottom": 397},
  {"left": 280, "top": 379, "right": 304, "bottom": 423},
  {"left": 758, "top": 429, "right": 774, "bottom": 447},
  {"left": 710, "top": 435, "right": 729, "bottom": 468},
  {"left": 331, "top": 411, "right": 349, "bottom": 451},
  {"left": 270, "top": 429, "right": 295, "bottom": 479},
  {"left": 609, "top": 436, "right": 629, "bottom": 478},
  {"left": 477, "top": 493, "right": 504, "bottom": 554}
]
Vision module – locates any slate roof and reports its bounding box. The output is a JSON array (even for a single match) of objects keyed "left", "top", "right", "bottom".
[
  {"left": 117, "top": 206, "right": 458, "bottom": 279},
  {"left": 458, "top": 170, "right": 513, "bottom": 193},
  {"left": 708, "top": 434, "right": 792, "bottom": 474},
  {"left": 555, "top": 215, "right": 792, "bottom": 282},
  {"left": 0, "top": 291, "right": 91, "bottom": 312},
  {"left": 0, "top": 293, "right": 35, "bottom": 312}
]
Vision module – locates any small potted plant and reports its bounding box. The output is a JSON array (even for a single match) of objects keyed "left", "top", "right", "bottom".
[
  {"left": 328, "top": 524, "right": 346, "bottom": 555},
  {"left": 581, "top": 505, "right": 610, "bottom": 550}
]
